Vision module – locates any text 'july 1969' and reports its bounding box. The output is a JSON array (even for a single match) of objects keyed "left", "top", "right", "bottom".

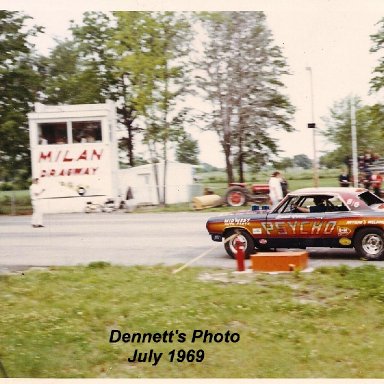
[{"left": 109, "top": 329, "right": 240, "bottom": 366}]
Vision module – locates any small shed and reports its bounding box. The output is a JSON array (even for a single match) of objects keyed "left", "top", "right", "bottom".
[{"left": 118, "top": 162, "right": 203, "bottom": 205}]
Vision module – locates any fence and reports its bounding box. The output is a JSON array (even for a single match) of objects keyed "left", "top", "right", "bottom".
[{"left": 0, "top": 191, "right": 32, "bottom": 215}]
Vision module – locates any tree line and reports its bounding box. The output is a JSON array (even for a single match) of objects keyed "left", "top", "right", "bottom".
[
  {"left": 1, "top": 11, "right": 384, "bottom": 191},
  {"left": 319, "top": 18, "right": 384, "bottom": 170}
]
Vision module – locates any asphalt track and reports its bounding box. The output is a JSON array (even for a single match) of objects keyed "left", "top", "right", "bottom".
[{"left": 1, "top": 211, "right": 382, "bottom": 274}]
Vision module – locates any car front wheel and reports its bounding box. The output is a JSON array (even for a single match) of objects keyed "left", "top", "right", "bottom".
[
  {"left": 224, "top": 230, "right": 255, "bottom": 259},
  {"left": 354, "top": 228, "right": 384, "bottom": 260}
]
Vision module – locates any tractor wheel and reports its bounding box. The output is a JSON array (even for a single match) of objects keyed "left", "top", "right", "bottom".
[{"left": 225, "top": 186, "right": 248, "bottom": 207}]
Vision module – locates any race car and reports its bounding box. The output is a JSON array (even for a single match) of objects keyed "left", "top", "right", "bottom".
[{"left": 206, "top": 187, "right": 384, "bottom": 260}]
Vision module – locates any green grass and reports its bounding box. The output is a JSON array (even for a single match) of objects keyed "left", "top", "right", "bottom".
[
  {"left": 1, "top": 264, "right": 384, "bottom": 378},
  {"left": 0, "top": 190, "right": 31, "bottom": 215},
  {"left": 203, "top": 177, "right": 339, "bottom": 198},
  {"left": 198, "top": 168, "right": 340, "bottom": 197}
]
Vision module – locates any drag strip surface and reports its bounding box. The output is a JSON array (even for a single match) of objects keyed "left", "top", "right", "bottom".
[{"left": 0, "top": 212, "right": 380, "bottom": 272}]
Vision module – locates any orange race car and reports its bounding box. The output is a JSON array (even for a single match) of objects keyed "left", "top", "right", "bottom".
[{"left": 206, "top": 187, "right": 384, "bottom": 260}]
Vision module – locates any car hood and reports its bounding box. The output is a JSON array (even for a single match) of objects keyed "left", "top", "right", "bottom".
[{"left": 207, "top": 209, "right": 270, "bottom": 223}]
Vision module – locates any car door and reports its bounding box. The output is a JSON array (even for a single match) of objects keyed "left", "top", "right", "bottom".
[{"left": 263, "top": 196, "right": 339, "bottom": 249}]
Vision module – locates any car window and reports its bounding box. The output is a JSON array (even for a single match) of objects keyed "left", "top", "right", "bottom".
[
  {"left": 327, "top": 196, "right": 349, "bottom": 211},
  {"left": 303, "top": 197, "right": 316, "bottom": 209},
  {"left": 299, "top": 197, "right": 328, "bottom": 212},
  {"left": 277, "top": 196, "right": 314, "bottom": 213},
  {"left": 274, "top": 197, "right": 294, "bottom": 213},
  {"left": 358, "top": 191, "right": 384, "bottom": 206},
  {"left": 275, "top": 195, "right": 349, "bottom": 214},
  {"left": 275, "top": 196, "right": 303, "bottom": 213}
]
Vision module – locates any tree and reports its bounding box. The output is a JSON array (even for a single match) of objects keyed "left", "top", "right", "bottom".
[
  {"left": 70, "top": 12, "right": 119, "bottom": 101},
  {"left": 319, "top": 151, "right": 343, "bottom": 169},
  {"left": 0, "top": 11, "right": 43, "bottom": 185},
  {"left": 175, "top": 131, "right": 199, "bottom": 164},
  {"left": 41, "top": 12, "right": 147, "bottom": 166},
  {"left": 197, "top": 11, "right": 295, "bottom": 183},
  {"left": 112, "top": 11, "right": 160, "bottom": 168},
  {"left": 70, "top": 12, "right": 145, "bottom": 167},
  {"left": 40, "top": 11, "right": 194, "bottom": 178},
  {"left": 38, "top": 39, "right": 85, "bottom": 104},
  {"left": 40, "top": 12, "right": 118, "bottom": 105},
  {"left": 69, "top": 12, "right": 146, "bottom": 167},
  {"left": 321, "top": 96, "right": 384, "bottom": 165},
  {"left": 273, "top": 157, "right": 293, "bottom": 170},
  {"left": 370, "top": 17, "right": 384, "bottom": 93},
  {"left": 145, "top": 12, "right": 193, "bottom": 205},
  {"left": 113, "top": 12, "right": 193, "bottom": 204},
  {"left": 293, "top": 154, "right": 312, "bottom": 170}
]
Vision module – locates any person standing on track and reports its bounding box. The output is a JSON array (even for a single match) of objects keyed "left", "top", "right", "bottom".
[
  {"left": 268, "top": 171, "right": 284, "bottom": 206},
  {"left": 29, "top": 178, "right": 45, "bottom": 228},
  {"left": 370, "top": 171, "right": 383, "bottom": 197}
]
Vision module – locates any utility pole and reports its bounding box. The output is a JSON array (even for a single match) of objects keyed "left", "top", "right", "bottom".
[
  {"left": 306, "top": 66, "right": 319, "bottom": 187},
  {"left": 350, "top": 99, "right": 359, "bottom": 187}
]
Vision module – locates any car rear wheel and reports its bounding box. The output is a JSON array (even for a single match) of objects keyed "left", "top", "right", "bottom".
[
  {"left": 354, "top": 228, "right": 384, "bottom": 260},
  {"left": 225, "top": 187, "right": 248, "bottom": 207},
  {"left": 224, "top": 230, "right": 255, "bottom": 259}
]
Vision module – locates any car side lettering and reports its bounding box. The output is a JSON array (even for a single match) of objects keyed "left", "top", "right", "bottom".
[
  {"left": 287, "top": 221, "right": 297, "bottom": 234},
  {"left": 260, "top": 221, "right": 337, "bottom": 235},
  {"left": 324, "top": 221, "right": 337, "bottom": 234},
  {"left": 346, "top": 198, "right": 360, "bottom": 208},
  {"left": 261, "top": 222, "right": 274, "bottom": 234},
  {"left": 311, "top": 221, "right": 323, "bottom": 235},
  {"left": 276, "top": 222, "right": 288, "bottom": 235},
  {"left": 346, "top": 220, "right": 366, "bottom": 225},
  {"left": 299, "top": 222, "right": 310, "bottom": 234},
  {"left": 224, "top": 218, "right": 251, "bottom": 226}
]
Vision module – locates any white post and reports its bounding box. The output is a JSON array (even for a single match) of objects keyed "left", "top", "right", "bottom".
[
  {"left": 306, "top": 67, "right": 319, "bottom": 187},
  {"left": 350, "top": 99, "right": 359, "bottom": 187}
]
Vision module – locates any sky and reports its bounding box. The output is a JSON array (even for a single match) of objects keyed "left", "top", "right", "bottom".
[{"left": 2, "top": 0, "right": 384, "bottom": 167}]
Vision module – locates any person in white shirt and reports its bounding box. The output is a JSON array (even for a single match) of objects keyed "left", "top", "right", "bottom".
[
  {"left": 29, "top": 178, "right": 45, "bottom": 228},
  {"left": 268, "top": 171, "right": 283, "bottom": 206}
]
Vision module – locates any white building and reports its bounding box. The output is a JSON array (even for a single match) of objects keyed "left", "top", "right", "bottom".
[
  {"left": 118, "top": 162, "right": 202, "bottom": 205},
  {"left": 28, "top": 101, "right": 201, "bottom": 212},
  {"left": 28, "top": 101, "right": 120, "bottom": 213}
]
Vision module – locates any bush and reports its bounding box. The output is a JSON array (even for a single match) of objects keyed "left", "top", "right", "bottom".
[{"left": 0, "top": 182, "right": 14, "bottom": 191}]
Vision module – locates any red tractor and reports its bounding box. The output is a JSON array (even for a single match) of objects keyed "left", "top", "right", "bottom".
[{"left": 224, "top": 182, "right": 270, "bottom": 207}]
